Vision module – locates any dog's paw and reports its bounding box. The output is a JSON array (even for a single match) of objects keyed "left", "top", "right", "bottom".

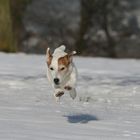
[
  {"left": 64, "top": 86, "right": 72, "bottom": 91},
  {"left": 55, "top": 91, "right": 64, "bottom": 97}
]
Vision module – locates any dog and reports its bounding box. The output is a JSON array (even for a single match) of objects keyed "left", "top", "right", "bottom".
[{"left": 46, "top": 45, "right": 77, "bottom": 100}]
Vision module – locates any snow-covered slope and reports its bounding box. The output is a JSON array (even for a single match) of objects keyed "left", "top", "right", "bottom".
[{"left": 0, "top": 53, "right": 140, "bottom": 140}]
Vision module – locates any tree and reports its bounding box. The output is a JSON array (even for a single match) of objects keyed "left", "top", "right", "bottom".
[
  {"left": 98, "top": 0, "right": 118, "bottom": 57},
  {"left": 10, "top": 0, "right": 32, "bottom": 51},
  {"left": 76, "top": 0, "right": 130, "bottom": 57},
  {"left": 75, "top": 0, "right": 95, "bottom": 54},
  {"left": 0, "top": 0, "right": 31, "bottom": 53},
  {"left": 0, "top": 0, "right": 16, "bottom": 52}
]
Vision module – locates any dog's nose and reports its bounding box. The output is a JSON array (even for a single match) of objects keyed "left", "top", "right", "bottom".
[{"left": 54, "top": 78, "right": 59, "bottom": 84}]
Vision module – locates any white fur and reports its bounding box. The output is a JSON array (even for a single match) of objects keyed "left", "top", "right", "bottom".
[{"left": 46, "top": 45, "right": 77, "bottom": 100}]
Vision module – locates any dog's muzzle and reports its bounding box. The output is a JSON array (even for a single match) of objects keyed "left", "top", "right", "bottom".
[{"left": 54, "top": 78, "right": 59, "bottom": 85}]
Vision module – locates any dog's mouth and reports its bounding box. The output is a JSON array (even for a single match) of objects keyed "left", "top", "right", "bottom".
[
  {"left": 54, "top": 82, "right": 59, "bottom": 85},
  {"left": 54, "top": 84, "right": 60, "bottom": 88}
]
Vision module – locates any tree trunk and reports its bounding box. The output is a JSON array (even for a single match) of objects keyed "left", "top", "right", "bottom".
[
  {"left": 102, "top": 14, "right": 116, "bottom": 57},
  {"left": 102, "top": 0, "right": 116, "bottom": 58},
  {"left": 10, "top": 0, "right": 30, "bottom": 51},
  {"left": 0, "top": 0, "right": 16, "bottom": 52},
  {"left": 75, "top": 0, "right": 95, "bottom": 54}
]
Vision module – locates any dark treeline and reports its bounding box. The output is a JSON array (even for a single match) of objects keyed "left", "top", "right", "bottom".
[{"left": 0, "top": 0, "right": 140, "bottom": 58}]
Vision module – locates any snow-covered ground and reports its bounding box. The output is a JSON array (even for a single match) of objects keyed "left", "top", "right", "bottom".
[{"left": 0, "top": 53, "right": 140, "bottom": 140}]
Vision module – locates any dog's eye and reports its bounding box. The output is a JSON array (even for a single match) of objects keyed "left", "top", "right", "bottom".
[
  {"left": 60, "top": 67, "right": 65, "bottom": 71},
  {"left": 50, "top": 67, "right": 54, "bottom": 70}
]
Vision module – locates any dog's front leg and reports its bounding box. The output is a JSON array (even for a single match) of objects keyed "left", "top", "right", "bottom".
[
  {"left": 54, "top": 88, "right": 64, "bottom": 101},
  {"left": 64, "top": 69, "right": 77, "bottom": 99},
  {"left": 64, "top": 86, "right": 77, "bottom": 99}
]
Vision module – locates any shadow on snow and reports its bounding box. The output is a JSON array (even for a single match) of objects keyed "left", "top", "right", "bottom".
[{"left": 64, "top": 114, "right": 99, "bottom": 124}]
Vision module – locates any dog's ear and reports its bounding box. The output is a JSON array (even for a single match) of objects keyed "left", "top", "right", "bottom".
[
  {"left": 69, "top": 51, "right": 77, "bottom": 56},
  {"left": 46, "top": 48, "right": 51, "bottom": 57},
  {"left": 46, "top": 48, "right": 52, "bottom": 66},
  {"left": 68, "top": 51, "right": 77, "bottom": 62}
]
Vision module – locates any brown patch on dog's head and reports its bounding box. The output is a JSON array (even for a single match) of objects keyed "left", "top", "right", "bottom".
[
  {"left": 58, "top": 55, "right": 70, "bottom": 68},
  {"left": 58, "top": 51, "right": 77, "bottom": 69},
  {"left": 46, "top": 48, "right": 52, "bottom": 66}
]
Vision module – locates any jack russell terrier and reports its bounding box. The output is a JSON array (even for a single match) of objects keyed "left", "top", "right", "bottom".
[{"left": 46, "top": 45, "right": 77, "bottom": 100}]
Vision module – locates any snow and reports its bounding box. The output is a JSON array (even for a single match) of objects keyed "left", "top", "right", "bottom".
[{"left": 0, "top": 53, "right": 140, "bottom": 140}]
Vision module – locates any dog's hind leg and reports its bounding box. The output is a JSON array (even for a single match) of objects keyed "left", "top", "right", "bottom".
[{"left": 69, "top": 88, "right": 77, "bottom": 99}]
